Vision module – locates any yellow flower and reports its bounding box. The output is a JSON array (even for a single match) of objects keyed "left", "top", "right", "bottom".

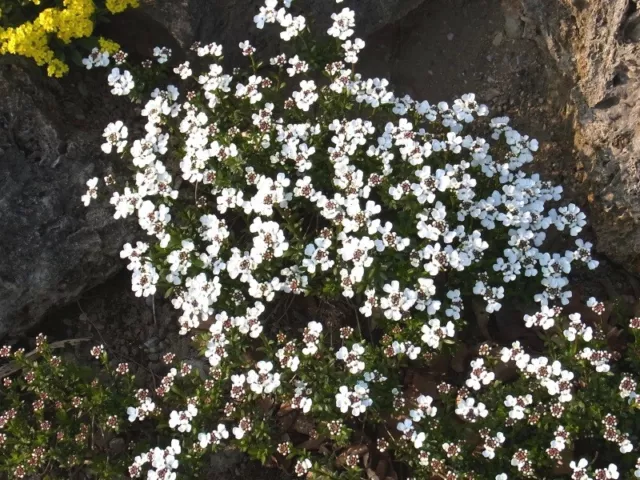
[
  {"left": 47, "top": 58, "right": 69, "bottom": 77},
  {"left": 98, "top": 37, "right": 120, "bottom": 54},
  {"left": 34, "top": 9, "right": 59, "bottom": 33},
  {"left": 105, "top": 0, "right": 139, "bottom": 14},
  {"left": 55, "top": 0, "right": 95, "bottom": 43},
  {"left": 0, "top": 22, "right": 54, "bottom": 66},
  {"left": 1, "top": 0, "right": 138, "bottom": 76}
]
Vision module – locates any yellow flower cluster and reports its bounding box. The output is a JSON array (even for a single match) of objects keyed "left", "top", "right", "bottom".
[
  {"left": 98, "top": 37, "right": 121, "bottom": 54},
  {"left": 105, "top": 0, "right": 139, "bottom": 14},
  {"left": 37, "top": 0, "right": 96, "bottom": 44},
  {"left": 0, "top": 0, "right": 137, "bottom": 77}
]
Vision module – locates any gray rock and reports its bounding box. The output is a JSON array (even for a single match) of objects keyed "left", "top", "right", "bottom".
[
  {"left": 520, "top": 0, "right": 640, "bottom": 270},
  {"left": 0, "top": 64, "right": 135, "bottom": 338},
  {"left": 624, "top": 11, "right": 640, "bottom": 43},
  {"left": 492, "top": 31, "right": 504, "bottom": 47},
  {"left": 502, "top": 0, "right": 522, "bottom": 39},
  {"left": 144, "top": 0, "right": 427, "bottom": 54},
  {"left": 504, "top": 14, "right": 521, "bottom": 39},
  {"left": 108, "top": 437, "right": 126, "bottom": 455}
]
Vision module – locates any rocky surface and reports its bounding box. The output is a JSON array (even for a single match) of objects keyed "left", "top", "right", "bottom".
[
  {"left": 518, "top": 0, "right": 640, "bottom": 270},
  {"left": 362, "top": 0, "right": 640, "bottom": 270},
  {"left": 0, "top": 64, "right": 136, "bottom": 338},
  {"left": 144, "top": 0, "right": 427, "bottom": 52}
]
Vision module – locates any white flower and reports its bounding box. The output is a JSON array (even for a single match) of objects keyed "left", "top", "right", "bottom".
[
  {"left": 342, "top": 38, "right": 365, "bottom": 63},
  {"left": 81, "top": 177, "right": 99, "bottom": 206},
  {"left": 570, "top": 458, "right": 589, "bottom": 479},
  {"left": 455, "top": 397, "right": 488, "bottom": 422},
  {"left": 239, "top": 40, "right": 256, "bottom": 56},
  {"left": 466, "top": 358, "right": 495, "bottom": 390},
  {"left": 523, "top": 306, "right": 557, "bottom": 330},
  {"left": 101, "top": 121, "right": 129, "bottom": 154},
  {"left": 168, "top": 404, "right": 198, "bottom": 433},
  {"left": 153, "top": 46, "right": 172, "bottom": 64},
  {"left": 294, "top": 458, "right": 312, "bottom": 477},
  {"left": 335, "top": 343, "right": 365, "bottom": 374},
  {"left": 126, "top": 406, "right": 139, "bottom": 422},
  {"left": 131, "top": 262, "right": 159, "bottom": 297},
  {"left": 247, "top": 360, "right": 281, "bottom": 394},
  {"left": 335, "top": 382, "right": 372, "bottom": 416},
  {"left": 598, "top": 464, "right": 619, "bottom": 479},
  {"left": 292, "top": 80, "right": 319, "bottom": 111},
  {"left": 328, "top": 8, "right": 355, "bottom": 40},
  {"left": 236, "top": 75, "right": 263, "bottom": 104},
  {"left": 212, "top": 424, "right": 229, "bottom": 443},
  {"left": 254, "top": 0, "right": 278, "bottom": 28},
  {"left": 232, "top": 425, "right": 246, "bottom": 439},
  {"left": 140, "top": 397, "right": 156, "bottom": 414},
  {"left": 412, "top": 431, "right": 426, "bottom": 449},
  {"left": 196, "top": 42, "right": 223, "bottom": 57},
  {"left": 303, "top": 238, "right": 334, "bottom": 273},
  {"left": 174, "top": 61, "right": 193, "bottom": 79},
  {"left": 397, "top": 418, "right": 414, "bottom": 438},
  {"left": 198, "top": 432, "right": 211, "bottom": 449},
  {"left": 620, "top": 438, "right": 633, "bottom": 453},
  {"left": 277, "top": 10, "right": 306, "bottom": 41},
  {"left": 335, "top": 385, "right": 351, "bottom": 413},
  {"left": 421, "top": 319, "right": 455, "bottom": 349},
  {"left": 107, "top": 68, "right": 135, "bottom": 96},
  {"left": 380, "top": 281, "right": 416, "bottom": 321},
  {"left": 83, "top": 48, "right": 109, "bottom": 69},
  {"left": 286, "top": 55, "right": 309, "bottom": 77}
]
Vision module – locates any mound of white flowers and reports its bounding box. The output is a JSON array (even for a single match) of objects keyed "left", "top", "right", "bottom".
[{"left": 79, "top": 0, "right": 640, "bottom": 479}]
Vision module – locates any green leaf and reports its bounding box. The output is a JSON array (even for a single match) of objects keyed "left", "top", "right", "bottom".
[
  {"left": 76, "top": 37, "right": 98, "bottom": 50},
  {"left": 69, "top": 48, "right": 84, "bottom": 67}
]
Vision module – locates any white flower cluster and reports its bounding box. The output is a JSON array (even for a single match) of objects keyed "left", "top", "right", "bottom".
[
  {"left": 246, "top": 360, "right": 281, "bottom": 394},
  {"left": 82, "top": 0, "right": 630, "bottom": 478},
  {"left": 107, "top": 67, "right": 135, "bottom": 96},
  {"left": 168, "top": 403, "right": 198, "bottom": 433},
  {"left": 335, "top": 381, "right": 372, "bottom": 417},
  {"left": 128, "top": 440, "right": 181, "bottom": 480},
  {"left": 99, "top": 69, "right": 592, "bottom": 337},
  {"left": 390, "top": 297, "right": 639, "bottom": 477},
  {"left": 81, "top": 177, "right": 99, "bottom": 206},
  {"left": 83, "top": 47, "right": 113, "bottom": 70},
  {"left": 127, "top": 389, "right": 156, "bottom": 422},
  {"left": 197, "top": 424, "right": 229, "bottom": 449}
]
